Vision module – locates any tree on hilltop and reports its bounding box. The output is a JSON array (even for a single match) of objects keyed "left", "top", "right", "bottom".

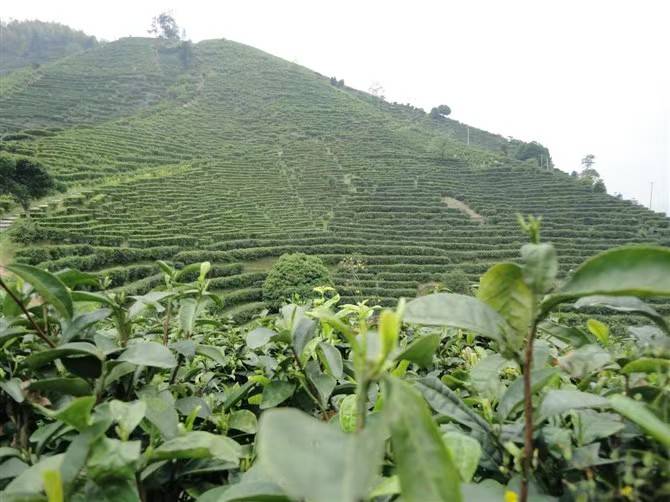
[
  {"left": 578, "top": 154, "right": 607, "bottom": 193},
  {"left": 149, "top": 12, "right": 181, "bottom": 40},
  {"left": 430, "top": 104, "right": 452, "bottom": 118}
]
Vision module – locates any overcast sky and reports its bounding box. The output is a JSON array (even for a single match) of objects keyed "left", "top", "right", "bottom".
[{"left": 4, "top": 0, "right": 669, "bottom": 213}]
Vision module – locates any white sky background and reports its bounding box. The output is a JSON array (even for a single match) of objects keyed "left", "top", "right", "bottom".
[{"left": 3, "top": 0, "right": 669, "bottom": 213}]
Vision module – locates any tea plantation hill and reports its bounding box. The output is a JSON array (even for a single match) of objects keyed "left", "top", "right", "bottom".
[{"left": 1, "top": 36, "right": 669, "bottom": 323}]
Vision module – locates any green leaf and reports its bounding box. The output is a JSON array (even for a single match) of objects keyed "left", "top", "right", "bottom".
[
  {"left": 317, "top": 342, "right": 343, "bottom": 379},
  {"left": 6, "top": 263, "right": 73, "bottom": 320},
  {"left": 87, "top": 438, "right": 141, "bottom": 481},
  {"left": 22, "top": 342, "right": 103, "bottom": 370},
  {"left": 395, "top": 333, "right": 440, "bottom": 368},
  {"left": 4, "top": 453, "right": 64, "bottom": 494},
  {"left": 470, "top": 354, "right": 518, "bottom": 402},
  {"left": 153, "top": 431, "right": 241, "bottom": 462},
  {"left": 575, "top": 295, "right": 669, "bottom": 333},
  {"left": 385, "top": 376, "right": 461, "bottom": 502},
  {"left": 61, "top": 308, "right": 111, "bottom": 342},
  {"left": 609, "top": 394, "right": 670, "bottom": 448},
  {"left": 179, "top": 297, "right": 198, "bottom": 335},
  {"left": 196, "top": 344, "right": 227, "bottom": 366},
  {"left": 0, "top": 378, "right": 24, "bottom": 403},
  {"left": 305, "top": 360, "right": 336, "bottom": 407},
  {"left": 338, "top": 394, "right": 358, "bottom": 433},
  {"left": 442, "top": 432, "right": 481, "bottom": 482},
  {"left": 109, "top": 400, "right": 146, "bottom": 440},
  {"left": 71, "top": 291, "right": 115, "bottom": 307},
  {"left": 539, "top": 390, "right": 609, "bottom": 419},
  {"left": 621, "top": 357, "right": 670, "bottom": 374},
  {"left": 538, "top": 321, "right": 593, "bottom": 347},
  {"left": 404, "top": 293, "right": 509, "bottom": 344},
  {"left": 140, "top": 390, "right": 179, "bottom": 439},
  {"left": 520, "top": 243, "right": 558, "bottom": 294},
  {"left": 28, "top": 377, "right": 91, "bottom": 397},
  {"left": 246, "top": 327, "right": 276, "bottom": 349},
  {"left": 498, "top": 368, "right": 559, "bottom": 420},
  {"left": 477, "top": 263, "right": 533, "bottom": 351},
  {"left": 229, "top": 409, "right": 258, "bottom": 434},
  {"left": 50, "top": 395, "right": 95, "bottom": 431},
  {"left": 118, "top": 341, "right": 177, "bottom": 369},
  {"left": 291, "top": 317, "right": 317, "bottom": 356},
  {"left": 557, "top": 344, "right": 613, "bottom": 379},
  {"left": 257, "top": 408, "right": 385, "bottom": 502},
  {"left": 542, "top": 246, "right": 670, "bottom": 312},
  {"left": 575, "top": 410, "right": 624, "bottom": 444},
  {"left": 379, "top": 309, "right": 400, "bottom": 359},
  {"left": 54, "top": 269, "right": 99, "bottom": 289},
  {"left": 260, "top": 381, "right": 296, "bottom": 409},
  {"left": 586, "top": 319, "right": 609, "bottom": 345}
]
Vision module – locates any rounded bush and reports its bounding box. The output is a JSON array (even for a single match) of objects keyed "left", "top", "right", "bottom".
[{"left": 262, "top": 253, "right": 332, "bottom": 309}]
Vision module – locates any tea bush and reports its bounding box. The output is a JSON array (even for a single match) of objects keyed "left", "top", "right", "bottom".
[{"left": 0, "top": 220, "right": 669, "bottom": 501}]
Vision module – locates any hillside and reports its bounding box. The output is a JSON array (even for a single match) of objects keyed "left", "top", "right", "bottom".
[
  {"left": 1, "top": 36, "right": 669, "bottom": 321},
  {"left": 0, "top": 19, "right": 97, "bottom": 74}
]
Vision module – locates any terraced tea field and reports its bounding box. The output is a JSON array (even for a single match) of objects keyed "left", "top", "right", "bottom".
[{"left": 2, "top": 37, "right": 669, "bottom": 321}]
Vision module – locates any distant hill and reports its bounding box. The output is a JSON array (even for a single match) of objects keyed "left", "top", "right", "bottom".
[
  {"left": 0, "top": 35, "right": 667, "bottom": 321},
  {"left": 0, "top": 19, "right": 97, "bottom": 74}
]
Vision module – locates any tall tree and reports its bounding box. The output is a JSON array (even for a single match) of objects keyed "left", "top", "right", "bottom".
[{"left": 148, "top": 12, "right": 181, "bottom": 40}]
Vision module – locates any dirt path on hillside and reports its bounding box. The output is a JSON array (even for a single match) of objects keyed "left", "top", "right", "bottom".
[{"left": 442, "top": 196, "right": 484, "bottom": 222}]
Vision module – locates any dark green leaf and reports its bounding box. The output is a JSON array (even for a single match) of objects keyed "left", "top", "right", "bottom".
[
  {"left": 542, "top": 246, "right": 670, "bottom": 312},
  {"left": 118, "top": 342, "right": 177, "bottom": 369},
  {"left": 575, "top": 295, "right": 669, "bottom": 333},
  {"left": 609, "top": 394, "right": 670, "bottom": 448},
  {"left": 521, "top": 243, "right": 558, "bottom": 294},
  {"left": 442, "top": 432, "right": 481, "bottom": 483},
  {"left": 61, "top": 308, "right": 111, "bottom": 342},
  {"left": 291, "top": 317, "right": 317, "bottom": 356},
  {"left": 385, "top": 376, "right": 462, "bottom": 502},
  {"left": 152, "top": 431, "right": 241, "bottom": 462},
  {"left": 539, "top": 390, "right": 609, "bottom": 419},
  {"left": 28, "top": 377, "right": 91, "bottom": 397},
  {"left": 477, "top": 263, "right": 533, "bottom": 351},
  {"left": 22, "top": 342, "right": 103, "bottom": 370},
  {"left": 621, "top": 357, "right": 670, "bottom": 374},
  {"left": 6, "top": 263, "right": 73, "bottom": 320},
  {"left": 260, "top": 381, "right": 295, "bottom": 409},
  {"left": 257, "top": 408, "right": 385, "bottom": 502},
  {"left": 4, "top": 453, "right": 64, "bottom": 494},
  {"left": 498, "top": 368, "right": 559, "bottom": 420},
  {"left": 0, "top": 378, "right": 24, "bottom": 403},
  {"left": 404, "top": 293, "right": 509, "bottom": 344},
  {"left": 317, "top": 342, "right": 343, "bottom": 378},
  {"left": 246, "top": 327, "right": 277, "bottom": 349},
  {"left": 50, "top": 395, "right": 95, "bottom": 431},
  {"left": 395, "top": 333, "right": 440, "bottom": 368}
]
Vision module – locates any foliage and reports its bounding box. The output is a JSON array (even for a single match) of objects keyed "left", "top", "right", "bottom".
[
  {"left": 0, "top": 20, "right": 96, "bottom": 73},
  {"left": 262, "top": 253, "right": 332, "bottom": 309},
  {"left": 0, "top": 219, "right": 669, "bottom": 501},
  {"left": 430, "top": 104, "right": 452, "bottom": 118},
  {"left": 148, "top": 12, "right": 181, "bottom": 40},
  {"left": 441, "top": 267, "right": 471, "bottom": 295},
  {"left": 0, "top": 153, "right": 54, "bottom": 210}
]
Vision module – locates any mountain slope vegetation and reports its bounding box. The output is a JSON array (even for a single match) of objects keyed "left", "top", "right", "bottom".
[{"left": 0, "top": 36, "right": 668, "bottom": 320}]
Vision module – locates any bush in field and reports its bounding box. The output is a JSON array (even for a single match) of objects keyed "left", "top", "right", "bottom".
[
  {"left": 442, "top": 267, "right": 471, "bottom": 294},
  {"left": 0, "top": 154, "right": 54, "bottom": 211},
  {"left": 262, "top": 252, "right": 332, "bottom": 309}
]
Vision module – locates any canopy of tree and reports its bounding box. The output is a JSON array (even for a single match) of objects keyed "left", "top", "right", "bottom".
[
  {"left": 0, "top": 20, "right": 97, "bottom": 74},
  {"left": 430, "top": 104, "right": 452, "bottom": 118},
  {"left": 0, "top": 154, "right": 54, "bottom": 210}
]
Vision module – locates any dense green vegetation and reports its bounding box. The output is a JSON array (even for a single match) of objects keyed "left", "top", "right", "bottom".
[
  {"left": 0, "top": 20, "right": 97, "bottom": 74},
  {"left": 0, "top": 227, "right": 668, "bottom": 501},
  {"left": 0, "top": 23, "right": 669, "bottom": 502},
  {"left": 0, "top": 36, "right": 667, "bottom": 321}
]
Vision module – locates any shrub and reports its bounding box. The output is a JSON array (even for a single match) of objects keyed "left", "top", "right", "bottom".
[
  {"left": 441, "top": 267, "right": 471, "bottom": 294},
  {"left": 262, "top": 252, "right": 332, "bottom": 309}
]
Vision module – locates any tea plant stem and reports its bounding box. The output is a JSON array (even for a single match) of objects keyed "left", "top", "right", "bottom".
[
  {"left": 162, "top": 302, "right": 172, "bottom": 345},
  {"left": 520, "top": 320, "right": 539, "bottom": 502},
  {"left": 291, "top": 347, "right": 326, "bottom": 413},
  {"left": 0, "top": 276, "right": 56, "bottom": 348},
  {"left": 356, "top": 378, "right": 370, "bottom": 431}
]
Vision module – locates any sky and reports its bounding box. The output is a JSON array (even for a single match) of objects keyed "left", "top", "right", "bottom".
[{"left": 3, "top": 0, "right": 669, "bottom": 213}]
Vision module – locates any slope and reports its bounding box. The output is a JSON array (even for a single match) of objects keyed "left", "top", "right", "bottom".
[{"left": 1, "top": 36, "right": 668, "bottom": 322}]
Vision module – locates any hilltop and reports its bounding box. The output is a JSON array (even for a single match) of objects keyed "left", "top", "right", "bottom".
[{"left": 1, "top": 36, "right": 668, "bottom": 320}]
